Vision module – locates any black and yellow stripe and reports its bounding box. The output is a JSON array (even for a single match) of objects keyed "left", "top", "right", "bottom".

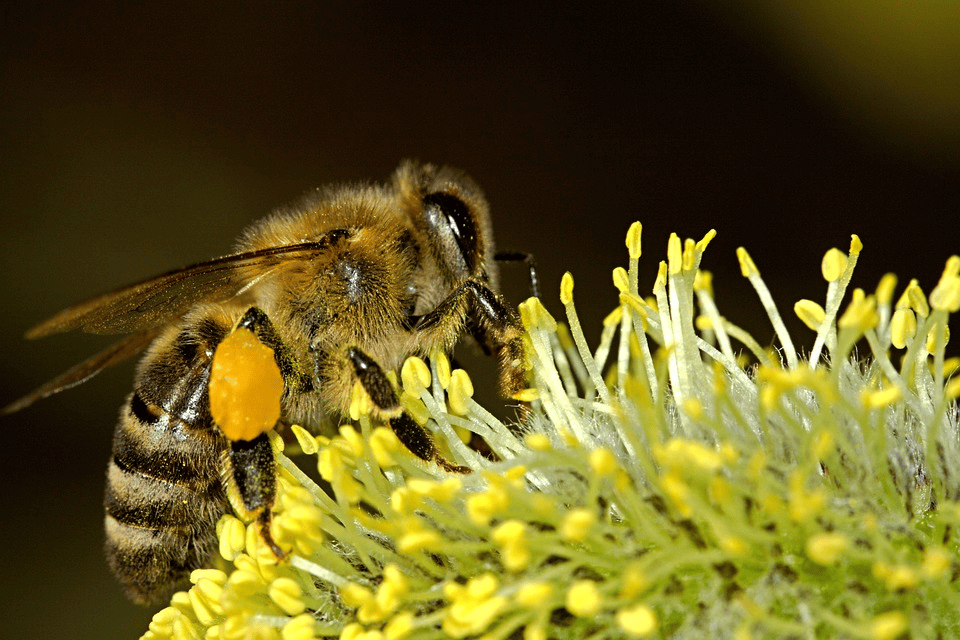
[{"left": 103, "top": 321, "right": 230, "bottom": 605}]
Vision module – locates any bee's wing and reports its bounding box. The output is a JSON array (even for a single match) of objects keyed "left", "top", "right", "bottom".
[
  {"left": 5, "top": 238, "right": 338, "bottom": 415},
  {"left": 1, "top": 328, "right": 162, "bottom": 415},
  {"left": 26, "top": 240, "right": 332, "bottom": 338}
]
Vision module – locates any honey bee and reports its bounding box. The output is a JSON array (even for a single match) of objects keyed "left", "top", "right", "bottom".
[{"left": 3, "top": 161, "right": 533, "bottom": 604}]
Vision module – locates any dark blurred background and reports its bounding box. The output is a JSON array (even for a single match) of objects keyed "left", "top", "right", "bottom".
[{"left": 2, "top": 2, "right": 958, "bottom": 638}]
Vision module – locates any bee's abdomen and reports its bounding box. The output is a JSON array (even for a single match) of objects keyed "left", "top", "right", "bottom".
[
  {"left": 104, "top": 319, "right": 231, "bottom": 604},
  {"left": 104, "top": 390, "right": 229, "bottom": 604}
]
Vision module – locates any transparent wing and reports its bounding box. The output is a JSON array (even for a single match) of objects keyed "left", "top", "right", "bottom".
[
  {"left": 1, "top": 329, "right": 162, "bottom": 415},
  {"left": 26, "top": 240, "right": 334, "bottom": 338}
]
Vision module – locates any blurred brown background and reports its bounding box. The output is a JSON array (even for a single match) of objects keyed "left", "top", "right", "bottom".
[{"left": 2, "top": 2, "right": 958, "bottom": 638}]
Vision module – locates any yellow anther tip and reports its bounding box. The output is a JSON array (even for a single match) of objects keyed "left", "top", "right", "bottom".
[
  {"left": 513, "top": 387, "right": 540, "bottom": 403},
  {"left": 560, "top": 508, "right": 596, "bottom": 542},
  {"left": 696, "top": 228, "right": 717, "bottom": 252},
  {"left": 524, "top": 432, "right": 551, "bottom": 450},
  {"left": 290, "top": 424, "right": 319, "bottom": 455},
  {"left": 560, "top": 272, "right": 575, "bottom": 305},
  {"left": 694, "top": 315, "right": 713, "bottom": 331},
  {"left": 339, "top": 424, "right": 365, "bottom": 457},
  {"left": 341, "top": 583, "right": 373, "bottom": 608},
  {"left": 907, "top": 281, "right": 930, "bottom": 317},
  {"left": 806, "top": 532, "right": 850, "bottom": 566},
  {"left": 612, "top": 266, "right": 630, "bottom": 293},
  {"left": 565, "top": 580, "right": 602, "bottom": 617},
  {"left": 401, "top": 357, "right": 432, "bottom": 392},
  {"left": 838, "top": 290, "right": 879, "bottom": 331},
  {"left": 625, "top": 221, "right": 642, "bottom": 259},
  {"left": 861, "top": 386, "right": 902, "bottom": 409},
  {"left": 794, "top": 299, "right": 826, "bottom": 331},
  {"left": 667, "top": 233, "right": 682, "bottom": 275},
  {"left": 448, "top": 369, "right": 475, "bottom": 415},
  {"left": 693, "top": 269, "right": 713, "bottom": 294},
  {"left": 617, "top": 604, "right": 658, "bottom": 636},
  {"left": 654, "top": 261, "right": 667, "bottom": 289},
  {"left": 217, "top": 515, "right": 246, "bottom": 561},
  {"left": 269, "top": 577, "right": 306, "bottom": 616},
  {"left": 434, "top": 351, "right": 452, "bottom": 389},
  {"left": 821, "top": 248, "right": 848, "bottom": 283},
  {"left": 869, "top": 612, "right": 908, "bottom": 640},
  {"left": 516, "top": 582, "right": 553, "bottom": 608},
  {"left": 491, "top": 520, "right": 526, "bottom": 544},
  {"left": 931, "top": 272, "right": 960, "bottom": 312},
  {"left": 589, "top": 447, "right": 618, "bottom": 476},
  {"left": 349, "top": 379, "right": 372, "bottom": 420},
  {"left": 849, "top": 234, "right": 863, "bottom": 255},
  {"left": 736, "top": 247, "right": 758, "bottom": 277},
  {"left": 890, "top": 308, "right": 917, "bottom": 349},
  {"left": 944, "top": 255, "right": 960, "bottom": 278},
  {"left": 876, "top": 273, "right": 897, "bottom": 306},
  {"left": 926, "top": 324, "right": 950, "bottom": 353},
  {"left": 682, "top": 237, "right": 697, "bottom": 271},
  {"left": 945, "top": 376, "right": 960, "bottom": 400},
  {"left": 519, "top": 296, "right": 558, "bottom": 332}
]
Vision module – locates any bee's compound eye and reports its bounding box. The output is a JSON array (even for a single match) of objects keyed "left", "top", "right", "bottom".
[{"left": 422, "top": 192, "right": 477, "bottom": 274}]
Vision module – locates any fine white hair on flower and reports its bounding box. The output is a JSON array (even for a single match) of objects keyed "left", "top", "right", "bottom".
[{"left": 142, "top": 224, "right": 959, "bottom": 640}]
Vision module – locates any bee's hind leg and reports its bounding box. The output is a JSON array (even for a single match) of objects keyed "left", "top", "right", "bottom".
[
  {"left": 234, "top": 306, "right": 308, "bottom": 388},
  {"left": 217, "top": 307, "right": 305, "bottom": 561},
  {"left": 225, "top": 434, "right": 287, "bottom": 560},
  {"left": 347, "top": 347, "right": 471, "bottom": 474}
]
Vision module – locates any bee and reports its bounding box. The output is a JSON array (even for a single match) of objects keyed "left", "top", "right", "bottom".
[{"left": 3, "top": 160, "right": 533, "bottom": 604}]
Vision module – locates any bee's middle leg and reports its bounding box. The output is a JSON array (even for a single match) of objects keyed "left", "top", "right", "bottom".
[{"left": 347, "top": 347, "right": 471, "bottom": 474}]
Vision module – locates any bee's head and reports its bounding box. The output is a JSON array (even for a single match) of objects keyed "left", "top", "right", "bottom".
[{"left": 395, "top": 160, "right": 498, "bottom": 292}]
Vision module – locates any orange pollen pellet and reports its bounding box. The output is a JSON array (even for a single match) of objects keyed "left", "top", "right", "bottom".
[{"left": 209, "top": 327, "right": 284, "bottom": 442}]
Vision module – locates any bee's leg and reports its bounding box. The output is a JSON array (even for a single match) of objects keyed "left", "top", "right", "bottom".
[
  {"left": 494, "top": 250, "right": 540, "bottom": 299},
  {"left": 235, "top": 306, "right": 308, "bottom": 390},
  {"left": 217, "top": 307, "right": 302, "bottom": 560},
  {"left": 226, "top": 433, "right": 286, "bottom": 559},
  {"left": 414, "top": 280, "right": 528, "bottom": 399},
  {"left": 347, "top": 347, "right": 471, "bottom": 474}
]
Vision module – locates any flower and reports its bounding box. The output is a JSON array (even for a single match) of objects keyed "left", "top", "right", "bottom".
[{"left": 142, "top": 223, "right": 960, "bottom": 640}]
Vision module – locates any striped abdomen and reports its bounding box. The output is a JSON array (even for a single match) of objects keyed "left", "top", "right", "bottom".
[{"left": 104, "top": 320, "right": 230, "bottom": 604}]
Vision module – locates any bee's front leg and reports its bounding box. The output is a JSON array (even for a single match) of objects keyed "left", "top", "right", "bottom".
[
  {"left": 414, "top": 280, "right": 528, "bottom": 400},
  {"left": 347, "top": 347, "right": 471, "bottom": 474}
]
